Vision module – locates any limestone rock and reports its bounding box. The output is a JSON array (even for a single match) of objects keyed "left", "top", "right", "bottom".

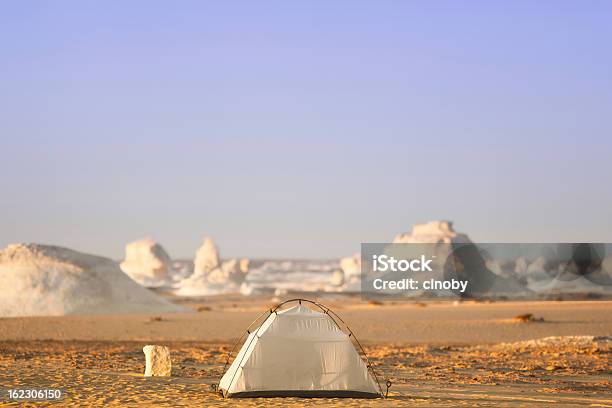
[
  {"left": 143, "top": 345, "right": 171, "bottom": 376},
  {"left": 239, "top": 282, "right": 255, "bottom": 296},
  {"left": 339, "top": 221, "right": 516, "bottom": 296},
  {"left": 514, "top": 257, "right": 528, "bottom": 276},
  {"left": 239, "top": 258, "right": 250, "bottom": 274},
  {"left": 120, "top": 238, "right": 172, "bottom": 285},
  {"left": 274, "top": 288, "right": 289, "bottom": 297},
  {"left": 174, "top": 238, "right": 250, "bottom": 296},
  {"left": 393, "top": 221, "right": 471, "bottom": 244},
  {"left": 603, "top": 257, "right": 612, "bottom": 275},
  {"left": 525, "top": 256, "right": 551, "bottom": 282},
  {"left": 206, "top": 259, "right": 249, "bottom": 285},
  {"left": 329, "top": 269, "right": 345, "bottom": 286},
  {"left": 0, "top": 243, "right": 185, "bottom": 317},
  {"left": 339, "top": 254, "right": 361, "bottom": 283},
  {"left": 193, "top": 237, "right": 220, "bottom": 275}
]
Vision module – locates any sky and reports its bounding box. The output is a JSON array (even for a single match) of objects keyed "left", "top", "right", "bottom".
[{"left": 1, "top": 1, "right": 611, "bottom": 259}]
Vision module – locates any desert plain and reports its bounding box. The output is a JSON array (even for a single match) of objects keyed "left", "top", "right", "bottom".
[{"left": 0, "top": 296, "right": 610, "bottom": 407}]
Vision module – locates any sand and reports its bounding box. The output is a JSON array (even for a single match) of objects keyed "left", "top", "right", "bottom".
[{"left": 1, "top": 297, "right": 610, "bottom": 406}]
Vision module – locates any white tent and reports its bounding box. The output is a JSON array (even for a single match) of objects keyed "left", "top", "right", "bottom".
[{"left": 219, "top": 301, "right": 383, "bottom": 398}]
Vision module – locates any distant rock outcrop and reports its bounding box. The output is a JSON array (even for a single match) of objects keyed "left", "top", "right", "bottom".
[
  {"left": 393, "top": 221, "right": 515, "bottom": 296},
  {"left": 120, "top": 238, "right": 172, "bottom": 285},
  {"left": 338, "top": 221, "right": 473, "bottom": 292},
  {"left": 328, "top": 269, "right": 346, "bottom": 287},
  {"left": 0, "top": 243, "right": 185, "bottom": 317},
  {"left": 174, "top": 238, "right": 249, "bottom": 296},
  {"left": 204, "top": 258, "right": 247, "bottom": 286},
  {"left": 193, "top": 237, "right": 220, "bottom": 276},
  {"left": 339, "top": 254, "right": 361, "bottom": 289},
  {"left": 393, "top": 221, "right": 471, "bottom": 244},
  {"left": 338, "top": 221, "right": 514, "bottom": 296}
]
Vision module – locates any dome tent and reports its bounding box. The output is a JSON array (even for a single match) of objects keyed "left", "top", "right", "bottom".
[{"left": 218, "top": 299, "right": 385, "bottom": 398}]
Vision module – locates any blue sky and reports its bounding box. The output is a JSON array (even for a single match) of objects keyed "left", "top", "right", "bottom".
[{"left": 1, "top": 1, "right": 611, "bottom": 259}]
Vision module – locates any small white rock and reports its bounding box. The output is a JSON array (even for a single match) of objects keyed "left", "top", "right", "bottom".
[
  {"left": 329, "top": 269, "right": 345, "bottom": 287},
  {"left": 143, "top": 345, "right": 171, "bottom": 376}
]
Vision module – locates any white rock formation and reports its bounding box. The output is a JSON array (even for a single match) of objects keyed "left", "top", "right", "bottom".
[
  {"left": 0, "top": 243, "right": 185, "bottom": 317},
  {"left": 239, "top": 258, "right": 250, "bottom": 274},
  {"left": 602, "top": 257, "right": 612, "bottom": 277},
  {"left": 193, "top": 237, "right": 220, "bottom": 275},
  {"left": 527, "top": 274, "right": 608, "bottom": 294},
  {"left": 143, "top": 345, "right": 172, "bottom": 376},
  {"left": 205, "top": 259, "right": 247, "bottom": 285},
  {"left": 340, "top": 221, "right": 480, "bottom": 295},
  {"left": 274, "top": 288, "right": 289, "bottom": 297},
  {"left": 393, "top": 221, "right": 471, "bottom": 244},
  {"left": 514, "top": 257, "right": 528, "bottom": 276},
  {"left": 239, "top": 282, "right": 255, "bottom": 296},
  {"left": 525, "top": 256, "right": 550, "bottom": 282},
  {"left": 339, "top": 254, "right": 361, "bottom": 285},
  {"left": 329, "top": 269, "right": 345, "bottom": 287},
  {"left": 485, "top": 259, "right": 516, "bottom": 278},
  {"left": 120, "top": 238, "right": 172, "bottom": 286},
  {"left": 337, "top": 221, "right": 472, "bottom": 293},
  {"left": 174, "top": 238, "right": 249, "bottom": 296}
]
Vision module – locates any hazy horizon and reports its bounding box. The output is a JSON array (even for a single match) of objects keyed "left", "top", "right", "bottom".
[{"left": 2, "top": 1, "right": 612, "bottom": 259}]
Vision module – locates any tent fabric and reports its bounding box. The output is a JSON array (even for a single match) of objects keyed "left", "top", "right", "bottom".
[{"left": 219, "top": 304, "right": 381, "bottom": 398}]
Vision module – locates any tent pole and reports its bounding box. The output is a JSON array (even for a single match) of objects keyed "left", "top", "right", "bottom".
[
  {"left": 324, "top": 308, "right": 386, "bottom": 398},
  {"left": 220, "top": 308, "right": 273, "bottom": 376},
  {"left": 222, "top": 311, "right": 274, "bottom": 398}
]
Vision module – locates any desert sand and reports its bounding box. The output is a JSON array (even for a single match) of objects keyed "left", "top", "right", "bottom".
[{"left": 1, "top": 297, "right": 610, "bottom": 406}]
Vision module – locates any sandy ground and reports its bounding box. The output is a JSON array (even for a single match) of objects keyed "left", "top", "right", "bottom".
[{"left": 1, "top": 297, "right": 611, "bottom": 406}]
